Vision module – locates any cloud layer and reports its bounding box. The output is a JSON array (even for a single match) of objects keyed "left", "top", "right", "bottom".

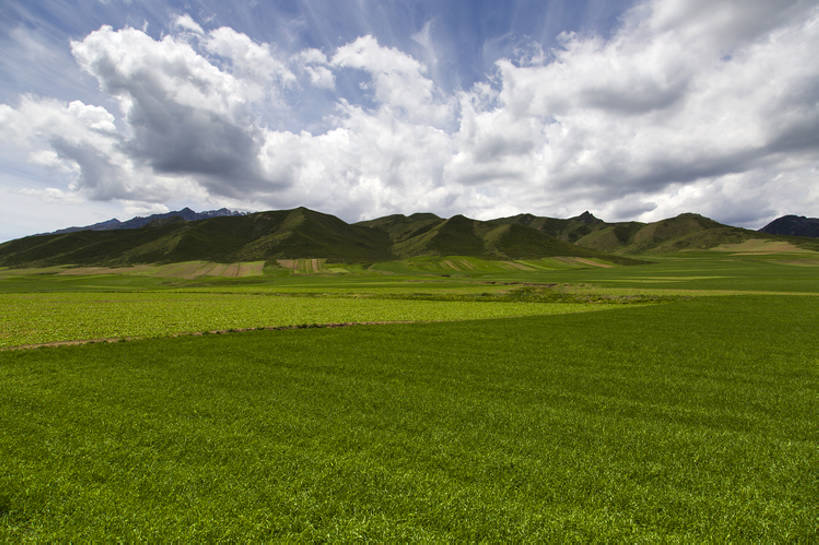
[{"left": 1, "top": 0, "right": 816, "bottom": 230}]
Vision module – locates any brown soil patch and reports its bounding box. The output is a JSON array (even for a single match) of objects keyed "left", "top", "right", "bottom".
[
  {"left": 58, "top": 261, "right": 266, "bottom": 279},
  {"left": 713, "top": 239, "right": 812, "bottom": 255},
  {"left": 553, "top": 256, "right": 611, "bottom": 268},
  {"left": 191, "top": 262, "right": 217, "bottom": 278},
  {"left": 59, "top": 265, "right": 149, "bottom": 276},
  {"left": 573, "top": 258, "right": 613, "bottom": 268},
  {"left": 276, "top": 259, "right": 296, "bottom": 270},
  {"left": 503, "top": 261, "right": 536, "bottom": 271},
  {"left": 239, "top": 261, "right": 265, "bottom": 276},
  {"left": 277, "top": 259, "right": 324, "bottom": 273}
]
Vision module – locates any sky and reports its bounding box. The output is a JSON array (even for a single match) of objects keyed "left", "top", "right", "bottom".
[{"left": 1, "top": 0, "right": 817, "bottom": 241}]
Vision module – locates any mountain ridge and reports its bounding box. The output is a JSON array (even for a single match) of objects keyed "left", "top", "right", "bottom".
[
  {"left": 47, "top": 207, "right": 246, "bottom": 235},
  {"left": 759, "top": 215, "right": 819, "bottom": 238},
  {"left": 2, "top": 207, "right": 815, "bottom": 268}
]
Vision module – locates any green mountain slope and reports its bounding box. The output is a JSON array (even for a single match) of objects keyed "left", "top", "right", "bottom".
[
  {"left": 493, "top": 210, "right": 607, "bottom": 242},
  {"left": 495, "top": 211, "right": 819, "bottom": 254},
  {"left": 357, "top": 213, "right": 625, "bottom": 260},
  {"left": 355, "top": 213, "right": 442, "bottom": 244},
  {"left": 572, "top": 213, "right": 819, "bottom": 254},
  {"left": 0, "top": 208, "right": 393, "bottom": 267},
  {"left": 2, "top": 208, "right": 814, "bottom": 268}
]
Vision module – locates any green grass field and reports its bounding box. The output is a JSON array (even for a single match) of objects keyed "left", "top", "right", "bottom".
[
  {"left": 0, "top": 253, "right": 816, "bottom": 541},
  {"left": 0, "top": 292, "right": 623, "bottom": 348}
]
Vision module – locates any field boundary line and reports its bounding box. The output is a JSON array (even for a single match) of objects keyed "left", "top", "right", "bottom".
[{"left": 0, "top": 320, "right": 418, "bottom": 352}]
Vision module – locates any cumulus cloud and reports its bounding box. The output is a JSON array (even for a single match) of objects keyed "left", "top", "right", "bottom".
[
  {"left": 0, "top": 95, "right": 207, "bottom": 203},
  {"left": 203, "top": 27, "right": 296, "bottom": 91},
  {"left": 70, "top": 25, "right": 276, "bottom": 196},
  {"left": 470, "top": 0, "right": 819, "bottom": 223},
  {"left": 1, "top": 1, "right": 816, "bottom": 230},
  {"left": 331, "top": 35, "right": 454, "bottom": 127},
  {"left": 294, "top": 49, "right": 335, "bottom": 89}
]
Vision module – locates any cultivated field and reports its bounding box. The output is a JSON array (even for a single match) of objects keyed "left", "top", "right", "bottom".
[
  {"left": 0, "top": 252, "right": 816, "bottom": 542},
  {"left": 0, "top": 293, "right": 621, "bottom": 348}
]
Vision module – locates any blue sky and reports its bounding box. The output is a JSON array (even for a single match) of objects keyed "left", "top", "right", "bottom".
[{"left": 1, "top": 0, "right": 817, "bottom": 240}]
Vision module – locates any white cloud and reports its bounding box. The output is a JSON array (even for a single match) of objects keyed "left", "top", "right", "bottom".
[
  {"left": 71, "top": 25, "right": 252, "bottom": 115},
  {"left": 0, "top": 95, "right": 208, "bottom": 203},
  {"left": 257, "top": 103, "right": 455, "bottom": 220},
  {"left": 121, "top": 200, "right": 170, "bottom": 218},
  {"left": 174, "top": 14, "right": 204, "bottom": 35},
  {"left": 2, "top": 2, "right": 817, "bottom": 233},
  {"left": 467, "top": 0, "right": 819, "bottom": 224},
  {"left": 204, "top": 26, "right": 296, "bottom": 92},
  {"left": 331, "top": 35, "right": 454, "bottom": 127},
  {"left": 295, "top": 48, "right": 335, "bottom": 89},
  {"left": 18, "top": 186, "right": 84, "bottom": 203},
  {"left": 69, "top": 25, "right": 273, "bottom": 195}
]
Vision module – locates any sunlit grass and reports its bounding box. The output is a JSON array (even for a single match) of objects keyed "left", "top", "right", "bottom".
[
  {"left": 0, "top": 292, "right": 623, "bottom": 347},
  {"left": 0, "top": 296, "right": 814, "bottom": 541}
]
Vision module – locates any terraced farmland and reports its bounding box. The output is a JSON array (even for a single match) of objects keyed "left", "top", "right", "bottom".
[
  {"left": 369, "top": 255, "right": 620, "bottom": 274},
  {"left": 52, "top": 260, "right": 267, "bottom": 279}
]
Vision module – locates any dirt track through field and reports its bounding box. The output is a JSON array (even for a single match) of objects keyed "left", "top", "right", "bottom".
[{"left": 0, "top": 320, "right": 416, "bottom": 352}]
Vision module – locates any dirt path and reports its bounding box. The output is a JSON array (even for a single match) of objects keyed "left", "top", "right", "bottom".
[{"left": 0, "top": 321, "right": 417, "bottom": 352}]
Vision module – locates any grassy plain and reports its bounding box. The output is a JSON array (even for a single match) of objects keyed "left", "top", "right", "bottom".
[{"left": 0, "top": 252, "right": 816, "bottom": 541}]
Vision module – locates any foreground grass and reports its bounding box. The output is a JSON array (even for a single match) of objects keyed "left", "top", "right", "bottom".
[{"left": 0, "top": 295, "right": 815, "bottom": 542}]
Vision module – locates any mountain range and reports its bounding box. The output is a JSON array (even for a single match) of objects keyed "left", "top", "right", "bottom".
[
  {"left": 759, "top": 215, "right": 819, "bottom": 238},
  {"left": 1, "top": 208, "right": 816, "bottom": 268},
  {"left": 47, "top": 207, "right": 245, "bottom": 234}
]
